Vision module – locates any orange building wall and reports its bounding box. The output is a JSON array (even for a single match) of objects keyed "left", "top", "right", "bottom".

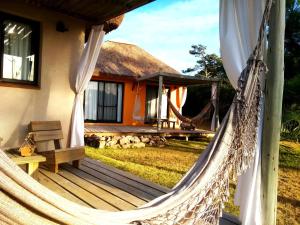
[{"left": 86, "top": 73, "right": 183, "bottom": 126}]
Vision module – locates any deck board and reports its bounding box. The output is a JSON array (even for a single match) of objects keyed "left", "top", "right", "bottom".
[
  {"left": 79, "top": 163, "right": 155, "bottom": 201},
  {"left": 36, "top": 172, "right": 90, "bottom": 207},
  {"left": 40, "top": 169, "right": 119, "bottom": 211},
  {"left": 36, "top": 157, "right": 240, "bottom": 225},
  {"left": 81, "top": 159, "right": 165, "bottom": 197},
  {"left": 84, "top": 157, "right": 169, "bottom": 193},
  {"left": 62, "top": 164, "right": 146, "bottom": 206},
  {"left": 57, "top": 169, "right": 136, "bottom": 210}
]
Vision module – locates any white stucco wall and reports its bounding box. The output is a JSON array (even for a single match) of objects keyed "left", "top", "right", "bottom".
[{"left": 0, "top": 2, "right": 86, "bottom": 148}]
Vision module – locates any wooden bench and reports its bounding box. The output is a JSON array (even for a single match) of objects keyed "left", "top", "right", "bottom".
[
  {"left": 5, "top": 148, "right": 46, "bottom": 175},
  {"left": 29, "top": 121, "right": 85, "bottom": 173}
]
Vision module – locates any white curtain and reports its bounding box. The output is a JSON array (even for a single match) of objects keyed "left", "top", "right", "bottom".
[
  {"left": 3, "top": 20, "right": 34, "bottom": 81},
  {"left": 171, "top": 87, "right": 187, "bottom": 123},
  {"left": 132, "top": 83, "right": 144, "bottom": 121},
  {"left": 84, "top": 81, "right": 98, "bottom": 120},
  {"left": 179, "top": 87, "right": 187, "bottom": 113},
  {"left": 161, "top": 89, "right": 169, "bottom": 119},
  {"left": 70, "top": 25, "right": 105, "bottom": 147},
  {"left": 220, "top": 0, "right": 266, "bottom": 225}
]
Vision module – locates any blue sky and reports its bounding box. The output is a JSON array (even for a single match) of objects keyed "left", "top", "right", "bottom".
[{"left": 105, "top": 0, "right": 219, "bottom": 73}]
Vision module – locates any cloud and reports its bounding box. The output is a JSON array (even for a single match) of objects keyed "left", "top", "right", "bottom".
[{"left": 105, "top": 0, "right": 220, "bottom": 73}]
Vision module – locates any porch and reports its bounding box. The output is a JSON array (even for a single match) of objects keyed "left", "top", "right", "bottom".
[
  {"left": 85, "top": 125, "right": 214, "bottom": 137},
  {"left": 36, "top": 157, "right": 240, "bottom": 225}
]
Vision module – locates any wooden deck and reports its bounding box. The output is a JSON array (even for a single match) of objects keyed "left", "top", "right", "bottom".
[
  {"left": 85, "top": 125, "right": 214, "bottom": 137},
  {"left": 36, "top": 157, "right": 240, "bottom": 224}
]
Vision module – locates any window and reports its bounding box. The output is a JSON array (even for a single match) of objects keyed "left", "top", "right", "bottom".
[
  {"left": 84, "top": 81, "right": 123, "bottom": 123},
  {"left": 0, "top": 12, "right": 40, "bottom": 86}
]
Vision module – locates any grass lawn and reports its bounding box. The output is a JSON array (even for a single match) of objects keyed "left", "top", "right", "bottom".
[{"left": 85, "top": 138, "right": 300, "bottom": 225}]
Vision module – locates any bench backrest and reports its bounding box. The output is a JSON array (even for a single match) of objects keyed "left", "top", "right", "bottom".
[{"left": 29, "top": 121, "right": 63, "bottom": 149}]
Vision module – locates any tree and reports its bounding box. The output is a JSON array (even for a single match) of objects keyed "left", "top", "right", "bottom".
[
  {"left": 282, "top": 2, "right": 300, "bottom": 115},
  {"left": 182, "top": 44, "right": 226, "bottom": 79},
  {"left": 183, "top": 1, "right": 300, "bottom": 137},
  {"left": 285, "top": 0, "right": 300, "bottom": 79},
  {"left": 182, "top": 44, "right": 234, "bottom": 122}
]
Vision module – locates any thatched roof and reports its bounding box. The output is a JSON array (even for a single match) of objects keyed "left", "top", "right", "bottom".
[
  {"left": 95, "top": 41, "right": 181, "bottom": 78},
  {"left": 103, "top": 15, "right": 125, "bottom": 34}
]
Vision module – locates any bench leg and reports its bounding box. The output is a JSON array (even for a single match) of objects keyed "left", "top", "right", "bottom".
[
  {"left": 49, "top": 164, "right": 59, "bottom": 173},
  {"left": 72, "top": 160, "right": 80, "bottom": 169},
  {"left": 27, "top": 162, "right": 39, "bottom": 176}
]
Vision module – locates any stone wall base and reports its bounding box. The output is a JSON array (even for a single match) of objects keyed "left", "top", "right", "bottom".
[{"left": 84, "top": 134, "right": 167, "bottom": 149}]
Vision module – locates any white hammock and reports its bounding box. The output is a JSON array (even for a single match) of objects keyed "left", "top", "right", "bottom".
[{"left": 0, "top": 0, "right": 272, "bottom": 224}]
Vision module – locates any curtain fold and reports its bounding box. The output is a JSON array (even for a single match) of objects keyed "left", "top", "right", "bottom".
[
  {"left": 132, "top": 83, "right": 144, "bottom": 121},
  {"left": 172, "top": 87, "right": 187, "bottom": 123},
  {"left": 3, "top": 20, "right": 34, "bottom": 81},
  {"left": 70, "top": 25, "right": 105, "bottom": 147},
  {"left": 179, "top": 87, "right": 187, "bottom": 112},
  {"left": 84, "top": 81, "right": 98, "bottom": 120},
  {"left": 175, "top": 87, "right": 187, "bottom": 113},
  {"left": 220, "top": 0, "right": 266, "bottom": 224},
  {"left": 220, "top": 0, "right": 265, "bottom": 89},
  {"left": 161, "top": 89, "right": 169, "bottom": 119}
]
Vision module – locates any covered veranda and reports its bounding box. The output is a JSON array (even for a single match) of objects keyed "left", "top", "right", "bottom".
[{"left": 136, "top": 72, "right": 220, "bottom": 131}]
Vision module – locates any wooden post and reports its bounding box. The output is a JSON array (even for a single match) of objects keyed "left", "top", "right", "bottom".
[
  {"left": 27, "top": 162, "right": 39, "bottom": 176},
  {"left": 211, "top": 82, "right": 220, "bottom": 131},
  {"left": 157, "top": 75, "right": 163, "bottom": 131},
  {"left": 215, "top": 82, "right": 220, "bottom": 130},
  {"left": 261, "top": 0, "right": 285, "bottom": 224}
]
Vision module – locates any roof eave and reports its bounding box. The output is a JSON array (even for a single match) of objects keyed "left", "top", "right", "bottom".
[
  {"left": 137, "top": 72, "right": 220, "bottom": 86},
  {"left": 21, "top": 0, "right": 154, "bottom": 25}
]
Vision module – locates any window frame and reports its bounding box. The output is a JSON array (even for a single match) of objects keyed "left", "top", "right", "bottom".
[
  {"left": 0, "top": 11, "right": 41, "bottom": 88},
  {"left": 84, "top": 80, "right": 124, "bottom": 123}
]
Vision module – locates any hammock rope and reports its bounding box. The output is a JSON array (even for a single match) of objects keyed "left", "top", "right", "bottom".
[
  {"left": 167, "top": 97, "right": 213, "bottom": 128},
  {"left": 0, "top": 1, "right": 272, "bottom": 224},
  {"left": 167, "top": 84, "right": 218, "bottom": 129}
]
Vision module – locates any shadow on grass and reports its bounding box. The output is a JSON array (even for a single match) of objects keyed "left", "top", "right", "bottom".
[
  {"left": 278, "top": 195, "right": 300, "bottom": 208},
  {"left": 165, "top": 139, "right": 210, "bottom": 154},
  {"left": 279, "top": 144, "right": 300, "bottom": 169}
]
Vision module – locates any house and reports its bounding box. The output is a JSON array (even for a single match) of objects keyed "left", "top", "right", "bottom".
[
  {"left": 85, "top": 40, "right": 182, "bottom": 126},
  {"left": 0, "top": 0, "right": 152, "bottom": 149},
  {"left": 84, "top": 41, "right": 217, "bottom": 129}
]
